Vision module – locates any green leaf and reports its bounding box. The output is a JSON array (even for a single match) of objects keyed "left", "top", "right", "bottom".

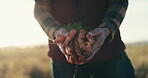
[{"left": 63, "top": 22, "right": 90, "bottom": 32}]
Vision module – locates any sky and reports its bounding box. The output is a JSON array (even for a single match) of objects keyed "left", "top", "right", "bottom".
[{"left": 0, "top": 0, "right": 148, "bottom": 47}]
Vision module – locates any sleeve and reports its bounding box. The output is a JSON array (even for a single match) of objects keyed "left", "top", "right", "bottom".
[
  {"left": 99, "top": 0, "right": 128, "bottom": 40},
  {"left": 34, "top": 0, "right": 62, "bottom": 40}
]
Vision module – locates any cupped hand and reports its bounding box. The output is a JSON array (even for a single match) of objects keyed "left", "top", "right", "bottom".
[
  {"left": 54, "top": 28, "right": 69, "bottom": 54},
  {"left": 54, "top": 28, "right": 78, "bottom": 63},
  {"left": 86, "top": 28, "right": 110, "bottom": 61}
]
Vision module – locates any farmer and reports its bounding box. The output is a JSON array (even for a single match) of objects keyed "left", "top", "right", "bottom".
[{"left": 34, "top": 0, "right": 136, "bottom": 78}]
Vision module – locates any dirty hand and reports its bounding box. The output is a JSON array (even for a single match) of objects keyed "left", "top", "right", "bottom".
[
  {"left": 86, "top": 27, "right": 110, "bottom": 61},
  {"left": 54, "top": 28, "right": 77, "bottom": 64},
  {"left": 54, "top": 28, "right": 69, "bottom": 54}
]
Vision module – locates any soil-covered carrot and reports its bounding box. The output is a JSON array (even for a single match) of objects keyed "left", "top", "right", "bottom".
[
  {"left": 83, "top": 43, "right": 92, "bottom": 58},
  {"left": 65, "top": 42, "right": 74, "bottom": 56},
  {"left": 68, "top": 56, "right": 78, "bottom": 64},
  {"left": 54, "top": 36, "right": 66, "bottom": 44},
  {"left": 78, "top": 30, "right": 86, "bottom": 38},
  {"left": 62, "top": 29, "right": 77, "bottom": 47},
  {"left": 78, "top": 30, "right": 86, "bottom": 49},
  {"left": 74, "top": 37, "right": 83, "bottom": 57},
  {"left": 73, "top": 37, "right": 86, "bottom": 63},
  {"left": 65, "top": 42, "right": 79, "bottom": 64},
  {"left": 78, "top": 55, "right": 86, "bottom": 63},
  {"left": 60, "top": 22, "right": 96, "bottom": 64},
  {"left": 65, "top": 46, "right": 72, "bottom": 56},
  {"left": 86, "top": 34, "right": 95, "bottom": 44}
]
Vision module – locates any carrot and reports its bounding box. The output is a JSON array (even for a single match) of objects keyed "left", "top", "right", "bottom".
[
  {"left": 65, "top": 46, "right": 72, "bottom": 56},
  {"left": 74, "top": 37, "right": 83, "bottom": 57},
  {"left": 54, "top": 35, "right": 66, "bottom": 44},
  {"left": 62, "top": 29, "right": 77, "bottom": 47},
  {"left": 78, "top": 30, "right": 86, "bottom": 49},
  {"left": 78, "top": 30, "right": 86, "bottom": 38},
  {"left": 78, "top": 55, "right": 86, "bottom": 63},
  {"left": 73, "top": 36, "right": 86, "bottom": 63},
  {"left": 86, "top": 34, "right": 95, "bottom": 44},
  {"left": 68, "top": 56, "right": 78, "bottom": 64},
  {"left": 65, "top": 42, "right": 79, "bottom": 64},
  {"left": 65, "top": 42, "right": 73, "bottom": 56},
  {"left": 83, "top": 43, "right": 92, "bottom": 58}
]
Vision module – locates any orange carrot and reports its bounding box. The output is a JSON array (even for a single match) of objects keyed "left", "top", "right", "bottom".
[
  {"left": 74, "top": 37, "right": 82, "bottom": 57},
  {"left": 78, "top": 30, "right": 86, "bottom": 49},
  {"left": 73, "top": 37, "right": 86, "bottom": 63},
  {"left": 84, "top": 43, "right": 92, "bottom": 58},
  {"left": 65, "top": 47, "right": 72, "bottom": 56},
  {"left": 54, "top": 36, "right": 66, "bottom": 44},
  {"left": 68, "top": 56, "right": 78, "bottom": 64},
  {"left": 62, "top": 30, "right": 77, "bottom": 47},
  {"left": 86, "top": 34, "right": 95, "bottom": 44},
  {"left": 65, "top": 42, "right": 73, "bottom": 56},
  {"left": 78, "top": 30, "right": 86, "bottom": 38}
]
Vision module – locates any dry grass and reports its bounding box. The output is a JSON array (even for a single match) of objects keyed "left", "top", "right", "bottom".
[
  {"left": 0, "top": 44, "right": 148, "bottom": 78},
  {"left": 0, "top": 45, "right": 52, "bottom": 78},
  {"left": 126, "top": 44, "right": 148, "bottom": 78}
]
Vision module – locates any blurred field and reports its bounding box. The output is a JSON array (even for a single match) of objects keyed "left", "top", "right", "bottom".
[
  {"left": 0, "top": 45, "right": 52, "bottom": 78},
  {"left": 126, "top": 44, "right": 148, "bottom": 78},
  {"left": 0, "top": 44, "right": 148, "bottom": 78}
]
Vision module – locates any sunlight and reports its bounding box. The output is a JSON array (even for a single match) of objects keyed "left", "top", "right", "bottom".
[
  {"left": 0, "top": 0, "right": 148, "bottom": 47},
  {"left": 0, "top": 0, "right": 48, "bottom": 47}
]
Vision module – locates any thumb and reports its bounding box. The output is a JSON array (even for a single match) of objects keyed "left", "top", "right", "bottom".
[
  {"left": 55, "top": 28, "right": 69, "bottom": 38},
  {"left": 59, "top": 29, "right": 69, "bottom": 37},
  {"left": 88, "top": 28, "right": 101, "bottom": 36}
]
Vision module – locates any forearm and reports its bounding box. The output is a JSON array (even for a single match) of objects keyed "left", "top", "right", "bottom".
[
  {"left": 100, "top": 0, "right": 128, "bottom": 39},
  {"left": 34, "top": 0, "right": 61, "bottom": 40}
]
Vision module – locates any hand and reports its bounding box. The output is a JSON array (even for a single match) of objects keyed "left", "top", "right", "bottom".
[
  {"left": 54, "top": 28, "right": 78, "bottom": 64},
  {"left": 86, "top": 28, "right": 110, "bottom": 61},
  {"left": 54, "top": 28, "right": 69, "bottom": 54}
]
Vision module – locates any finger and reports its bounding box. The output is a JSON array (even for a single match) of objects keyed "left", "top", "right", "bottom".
[
  {"left": 54, "top": 36, "right": 66, "bottom": 43},
  {"left": 57, "top": 43, "right": 66, "bottom": 55}
]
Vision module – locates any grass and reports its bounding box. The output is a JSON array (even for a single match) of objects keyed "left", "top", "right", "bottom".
[
  {"left": 0, "top": 44, "right": 148, "bottom": 78},
  {"left": 126, "top": 44, "right": 148, "bottom": 78},
  {"left": 0, "top": 45, "right": 52, "bottom": 78}
]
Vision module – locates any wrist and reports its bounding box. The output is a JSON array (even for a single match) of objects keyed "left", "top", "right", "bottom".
[
  {"left": 54, "top": 29, "right": 59, "bottom": 39},
  {"left": 101, "top": 28, "right": 110, "bottom": 38}
]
